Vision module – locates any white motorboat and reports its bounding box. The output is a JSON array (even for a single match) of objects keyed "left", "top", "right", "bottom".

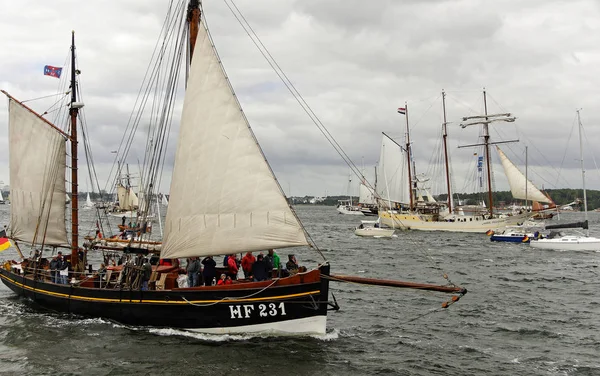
[{"left": 355, "top": 220, "right": 395, "bottom": 238}]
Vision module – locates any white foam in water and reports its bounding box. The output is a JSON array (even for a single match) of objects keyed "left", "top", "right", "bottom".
[{"left": 117, "top": 326, "right": 341, "bottom": 342}]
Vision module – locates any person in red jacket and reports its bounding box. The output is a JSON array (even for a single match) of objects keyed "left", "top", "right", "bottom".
[
  {"left": 227, "top": 254, "right": 239, "bottom": 280},
  {"left": 241, "top": 251, "right": 256, "bottom": 279}
]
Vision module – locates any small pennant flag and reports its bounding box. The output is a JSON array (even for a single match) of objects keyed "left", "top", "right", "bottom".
[
  {"left": 0, "top": 229, "right": 11, "bottom": 252},
  {"left": 397, "top": 107, "right": 406, "bottom": 115},
  {"left": 43, "top": 65, "right": 63, "bottom": 78}
]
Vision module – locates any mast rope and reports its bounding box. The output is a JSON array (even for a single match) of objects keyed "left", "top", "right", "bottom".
[
  {"left": 181, "top": 278, "right": 279, "bottom": 307},
  {"left": 221, "top": 0, "right": 366, "bottom": 189}
]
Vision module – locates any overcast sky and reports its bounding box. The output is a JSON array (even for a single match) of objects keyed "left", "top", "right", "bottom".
[{"left": 1, "top": 0, "right": 599, "bottom": 200}]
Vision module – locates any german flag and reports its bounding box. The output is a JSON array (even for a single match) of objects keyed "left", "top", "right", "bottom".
[
  {"left": 0, "top": 229, "right": 11, "bottom": 252},
  {"left": 486, "top": 229, "right": 494, "bottom": 236},
  {"left": 522, "top": 235, "right": 529, "bottom": 243}
]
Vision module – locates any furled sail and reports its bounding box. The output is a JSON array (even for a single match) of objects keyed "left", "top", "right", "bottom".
[
  {"left": 496, "top": 146, "right": 552, "bottom": 204},
  {"left": 161, "top": 20, "right": 309, "bottom": 259},
  {"left": 358, "top": 182, "right": 376, "bottom": 205},
  {"left": 7, "top": 98, "right": 68, "bottom": 246},
  {"left": 376, "top": 135, "right": 410, "bottom": 205}
]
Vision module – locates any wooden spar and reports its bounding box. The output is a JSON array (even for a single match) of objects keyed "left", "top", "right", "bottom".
[
  {"left": 442, "top": 90, "right": 452, "bottom": 213},
  {"left": 483, "top": 89, "right": 493, "bottom": 216},
  {"left": 0, "top": 90, "right": 69, "bottom": 139},
  {"left": 69, "top": 31, "right": 80, "bottom": 266},
  {"left": 329, "top": 274, "right": 467, "bottom": 295},
  {"left": 187, "top": 0, "right": 201, "bottom": 60}
]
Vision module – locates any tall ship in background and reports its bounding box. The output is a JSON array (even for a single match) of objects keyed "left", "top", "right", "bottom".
[{"left": 378, "top": 91, "right": 532, "bottom": 232}]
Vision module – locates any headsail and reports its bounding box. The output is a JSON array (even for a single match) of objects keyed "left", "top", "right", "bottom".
[
  {"left": 6, "top": 97, "right": 68, "bottom": 246},
  {"left": 496, "top": 146, "right": 552, "bottom": 204},
  {"left": 161, "top": 19, "right": 309, "bottom": 259}
]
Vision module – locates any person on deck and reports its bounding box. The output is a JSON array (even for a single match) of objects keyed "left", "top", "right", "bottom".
[
  {"left": 186, "top": 257, "right": 200, "bottom": 287},
  {"left": 49, "top": 255, "right": 59, "bottom": 283},
  {"left": 202, "top": 256, "right": 217, "bottom": 286},
  {"left": 57, "top": 252, "right": 68, "bottom": 284},
  {"left": 217, "top": 273, "right": 227, "bottom": 285},
  {"left": 227, "top": 254, "right": 239, "bottom": 280},
  {"left": 241, "top": 251, "right": 256, "bottom": 279},
  {"left": 159, "top": 258, "right": 173, "bottom": 267},
  {"left": 286, "top": 254, "right": 299, "bottom": 275},
  {"left": 251, "top": 254, "right": 270, "bottom": 282},
  {"left": 265, "top": 249, "right": 280, "bottom": 276}
]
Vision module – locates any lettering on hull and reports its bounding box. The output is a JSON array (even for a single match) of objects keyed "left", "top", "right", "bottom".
[{"left": 229, "top": 302, "right": 287, "bottom": 319}]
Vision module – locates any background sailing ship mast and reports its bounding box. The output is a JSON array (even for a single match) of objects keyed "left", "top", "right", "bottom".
[{"left": 458, "top": 89, "right": 517, "bottom": 215}]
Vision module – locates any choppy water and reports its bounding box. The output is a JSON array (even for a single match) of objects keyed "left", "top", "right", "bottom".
[{"left": 1, "top": 204, "right": 599, "bottom": 375}]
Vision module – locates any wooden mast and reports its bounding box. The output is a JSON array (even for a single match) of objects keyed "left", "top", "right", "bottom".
[
  {"left": 404, "top": 102, "right": 414, "bottom": 210},
  {"left": 69, "top": 31, "right": 80, "bottom": 266},
  {"left": 441, "top": 90, "right": 452, "bottom": 213},
  {"left": 187, "top": 0, "right": 201, "bottom": 61},
  {"left": 482, "top": 89, "right": 493, "bottom": 216}
]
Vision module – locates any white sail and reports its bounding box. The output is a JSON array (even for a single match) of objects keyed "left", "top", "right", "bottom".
[
  {"left": 160, "top": 21, "right": 309, "bottom": 259},
  {"left": 85, "top": 192, "right": 94, "bottom": 208},
  {"left": 376, "top": 135, "right": 410, "bottom": 205},
  {"left": 0, "top": 190, "right": 4, "bottom": 202},
  {"left": 496, "top": 146, "right": 551, "bottom": 204},
  {"left": 7, "top": 99, "right": 68, "bottom": 245},
  {"left": 358, "top": 182, "right": 376, "bottom": 205},
  {"left": 129, "top": 188, "right": 139, "bottom": 207},
  {"left": 117, "top": 185, "right": 138, "bottom": 210}
]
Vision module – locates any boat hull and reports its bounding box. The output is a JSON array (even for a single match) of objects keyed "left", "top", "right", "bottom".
[
  {"left": 529, "top": 237, "right": 600, "bottom": 251},
  {"left": 337, "top": 206, "right": 364, "bottom": 215},
  {"left": 379, "top": 211, "right": 532, "bottom": 233},
  {"left": 354, "top": 228, "right": 395, "bottom": 237},
  {"left": 0, "top": 265, "right": 331, "bottom": 334},
  {"left": 490, "top": 235, "right": 529, "bottom": 243}
]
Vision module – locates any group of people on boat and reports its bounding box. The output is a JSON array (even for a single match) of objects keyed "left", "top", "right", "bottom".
[{"left": 179, "top": 249, "right": 305, "bottom": 288}]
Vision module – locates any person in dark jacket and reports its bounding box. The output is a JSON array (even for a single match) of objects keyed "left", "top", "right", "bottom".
[
  {"left": 202, "top": 256, "right": 217, "bottom": 286},
  {"left": 286, "top": 254, "right": 299, "bottom": 275},
  {"left": 186, "top": 257, "right": 201, "bottom": 287},
  {"left": 141, "top": 258, "right": 152, "bottom": 290},
  {"left": 49, "top": 255, "right": 59, "bottom": 283},
  {"left": 251, "top": 254, "right": 270, "bottom": 282}
]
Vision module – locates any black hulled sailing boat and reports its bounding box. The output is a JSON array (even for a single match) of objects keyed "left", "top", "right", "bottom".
[{"left": 1, "top": 1, "right": 464, "bottom": 335}]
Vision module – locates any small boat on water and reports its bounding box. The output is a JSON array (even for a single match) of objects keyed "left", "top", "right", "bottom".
[
  {"left": 530, "top": 110, "right": 600, "bottom": 251},
  {"left": 337, "top": 199, "right": 364, "bottom": 215},
  {"left": 355, "top": 220, "right": 395, "bottom": 238},
  {"left": 488, "top": 227, "right": 542, "bottom": 243}
]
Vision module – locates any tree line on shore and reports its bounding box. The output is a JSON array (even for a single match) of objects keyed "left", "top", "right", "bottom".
[{"left": 290, "top": 189, "right": 600, "bottom": 210}]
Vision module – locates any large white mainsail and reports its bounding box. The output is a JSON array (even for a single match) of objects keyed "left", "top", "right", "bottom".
[
  {"left": 7, "top": 98, "right": 68, "bottom": 246},
  {"left": 358, "top": 182, "right": 376, "bottom": 205},
  {"left": 496, "top": 146, "right": 551, "bottom": 204},
  {"left": 376, "top": 135, "right": 410, "bottom": 205},
  {"left": 160, "top": 19, "right": 309, "bottom": 259}
]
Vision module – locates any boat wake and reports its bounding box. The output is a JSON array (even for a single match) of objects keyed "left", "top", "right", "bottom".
[{"left": 126, "top": 326, "right": 340, "bottom": 342}]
